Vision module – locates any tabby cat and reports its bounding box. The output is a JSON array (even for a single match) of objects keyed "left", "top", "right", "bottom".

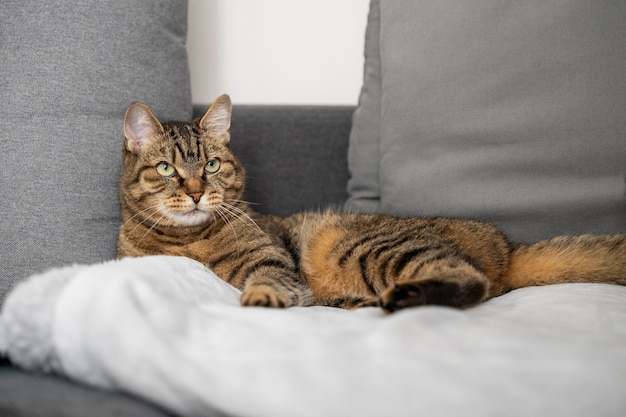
[{"left": 117, "top": 94, "right": 626, "bottom": 313}]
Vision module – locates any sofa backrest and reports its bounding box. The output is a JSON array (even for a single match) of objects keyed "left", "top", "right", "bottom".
[{"left": 212, "top": 105, "right": 353, "bottom": 217}]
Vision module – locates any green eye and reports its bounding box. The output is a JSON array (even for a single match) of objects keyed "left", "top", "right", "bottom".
[
  {"left": 156, "top": 162, "right": 176, "bottom": 178},
  {"left": 205, "top": 158, "right": 221, "bottom": 174}
]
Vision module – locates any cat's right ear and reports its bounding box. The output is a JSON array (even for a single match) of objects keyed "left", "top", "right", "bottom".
[
  {"left": 123, "top": 103, "right": 164, "bottom": 154},
  {"left": 199, "top": 94, "right": 232, "bottom": 144}
]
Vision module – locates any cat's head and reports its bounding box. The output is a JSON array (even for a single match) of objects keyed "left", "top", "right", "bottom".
[{"left": 120, "top": 94, "right": 245, "bottom": 228}]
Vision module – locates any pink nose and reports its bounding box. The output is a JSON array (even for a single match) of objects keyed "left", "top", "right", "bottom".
[{"left": 188, "top": 192, "right": 203, "bottom": 203}]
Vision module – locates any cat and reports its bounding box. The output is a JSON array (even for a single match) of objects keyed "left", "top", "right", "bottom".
[{"left": 117, "top": 94, "right": 626, "bottom": 313}]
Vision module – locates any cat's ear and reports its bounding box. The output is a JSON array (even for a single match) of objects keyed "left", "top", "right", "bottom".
[
  {"left": 123, "top": 102, "right": 164, "bottom": 154},
  {"left": 199, "top": 94, "right": 232, "bottom": 144}
]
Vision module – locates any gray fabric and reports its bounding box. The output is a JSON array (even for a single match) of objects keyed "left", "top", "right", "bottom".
[
  {"left": 227, "top": 105, "right": 353, "bottom": 217},
  {"left": 345, "top": 0, "right": 382, "bottom": 213},
  {"left": 0, "top": 363, "right": 174, "bottom": 417},
  {"left": 0, "top": 0, "right": 192, "bottom": 303},
  {"left": 348, "top": 0, "right": 626, "bottom": 242}
]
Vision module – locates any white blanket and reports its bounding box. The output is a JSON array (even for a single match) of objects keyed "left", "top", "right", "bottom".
[{"left": 1, "top": 256, "right": 625, "bottom": 417}]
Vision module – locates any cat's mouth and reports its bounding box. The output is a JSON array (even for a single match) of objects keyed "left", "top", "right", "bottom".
[{"left": 167, "top": 207, "right": 213, "bottom": 227}]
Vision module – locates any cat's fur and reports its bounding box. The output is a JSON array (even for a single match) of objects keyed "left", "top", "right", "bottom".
[{"left": 117, "top": 94, "right": 626, "bottom": 312}]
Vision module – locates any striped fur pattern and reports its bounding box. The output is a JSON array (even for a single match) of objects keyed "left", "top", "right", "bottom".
[{"left": 118, "top": 95, "right": 626, "bottom": 312}]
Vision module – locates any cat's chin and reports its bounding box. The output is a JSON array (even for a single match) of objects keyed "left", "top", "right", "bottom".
[{"left": 167, "top": 209, "right": 213, "bottom": 227}]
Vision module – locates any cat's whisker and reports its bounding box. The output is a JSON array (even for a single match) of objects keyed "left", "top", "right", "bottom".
[
  {"left": 228, "top": 199, "right": 260, "bottom": 206},
  {"left": 137, "top": 210, "right": 171, "bottom": 245},
  {"left": 219, "top": 206, "right": 263, "bottom": 236},
  {"left": 122, "top": 204, "right": 161, "bottom": 227},
  {"left": 214, "top": 206, "right": 240, "bottom": 249},
  {"left": 220, "top": 202, "right": 264, "bottom": 234},
  {"left": 126, "top": 205, "right": 163, "bottom": 238}
]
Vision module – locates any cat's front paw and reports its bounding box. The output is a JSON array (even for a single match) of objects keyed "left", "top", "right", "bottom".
[{"left": 241, "top": 285, "right": 290, "bottom": 308}]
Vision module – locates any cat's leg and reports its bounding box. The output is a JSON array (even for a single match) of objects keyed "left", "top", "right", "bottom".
[
  {"left": 179, "top": 233, "right": 314, "bottom": 308},
  {"left": 235, "top": 223, "right": 315, "bottom": 308},
  {"left": 240, "top": 264, "right": 313, "bottom": 308},
  {"left": 297, "top": 212, "right": 512, "bottom": 311},
  {"left": 378, "top": 257, "right": 490, "bottom": 313},
  {"left": 375, "top": 217, "right": 511, "bottom": 313},
  {"left": 230, "top": 244, "right": 314, "bottom": 308}
]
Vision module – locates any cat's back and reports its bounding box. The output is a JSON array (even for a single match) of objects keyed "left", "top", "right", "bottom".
[{"left": 282, "top": 210, "right": 506, "bottom": 247}]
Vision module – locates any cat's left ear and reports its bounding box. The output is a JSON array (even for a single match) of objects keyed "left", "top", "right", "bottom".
[
  {"left": 124, "top": 102, "right": 164, "bottom": 154},
  {"left": 199, "top": 94, "right": 232, "bottom": 144}
]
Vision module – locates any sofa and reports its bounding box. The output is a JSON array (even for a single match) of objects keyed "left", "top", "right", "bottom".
[{"left": 1, "top": 1, "right": 625, "bottom": 416}]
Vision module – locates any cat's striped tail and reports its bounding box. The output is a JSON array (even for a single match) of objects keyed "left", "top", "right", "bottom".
[{"left": 504, "top": 234, "right": 626, "bottom": 290}]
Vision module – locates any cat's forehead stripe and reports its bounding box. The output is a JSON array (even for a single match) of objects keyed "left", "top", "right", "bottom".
[{"left": 164, "top": 123, "right": 205, "bottom": 161}]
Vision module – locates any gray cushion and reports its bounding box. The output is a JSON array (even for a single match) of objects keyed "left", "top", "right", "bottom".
[
  {"left": 347, "top": 0, "right": 626, "bottom": 242},
  {"left": 345, "top": 0, "right": 382, "bottom": 213},
  {"left": 0, "top": 0, "right": 192, "bottom": 303}
]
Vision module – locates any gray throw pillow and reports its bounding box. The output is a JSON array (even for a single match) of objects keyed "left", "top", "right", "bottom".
[
  {"left": 345, "top": 0, "right": 382, "bottom": 213},
  {"left": 347, "top": 0, "right": 626, "bottom": 242},
  {"left": 0, "top": 0, "right": 192, "bottom": 303}
]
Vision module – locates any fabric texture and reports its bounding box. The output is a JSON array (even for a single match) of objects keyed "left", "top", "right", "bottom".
[
  {"left": 0, "top": 0, "right": 192, "bottom": 303},
  {"left": 2, "top": 256, "right": 626, "bottom": 417},
  {"left": 228, "top": 105, "right": 353, "bottom": 217},
  {"left": 0, "top": 364, "right": 173, "bottom": 417},
  {"left": 347, "top": 0, "right": 626, "bottom": 242}
]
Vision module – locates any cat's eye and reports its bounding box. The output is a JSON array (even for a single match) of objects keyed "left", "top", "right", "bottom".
[
  {"left": 156, "top": 162, "right": 176, "bottom": 178},
  {"left": 205, "top": 158, "right": 221, "bottom": 174}
]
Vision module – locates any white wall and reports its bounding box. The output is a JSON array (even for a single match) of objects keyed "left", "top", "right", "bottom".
[{"left": 187, "top": 0, "right": 369, "bottom": 105}]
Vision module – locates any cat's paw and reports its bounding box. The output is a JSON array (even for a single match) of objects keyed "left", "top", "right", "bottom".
[
  {"left": 379, "top": 281, "right": 430, "bottom": 313},
  {"left": 241, "top": 285, "right": 290, "bottom": 308},
  {"left": 379, "top": 277, "right": 487, "bottom": 313}
]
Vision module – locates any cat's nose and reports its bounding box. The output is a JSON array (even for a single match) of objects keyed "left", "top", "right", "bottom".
[{"left": 188, "top": 192, "right": 203, "bottom": 203}]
